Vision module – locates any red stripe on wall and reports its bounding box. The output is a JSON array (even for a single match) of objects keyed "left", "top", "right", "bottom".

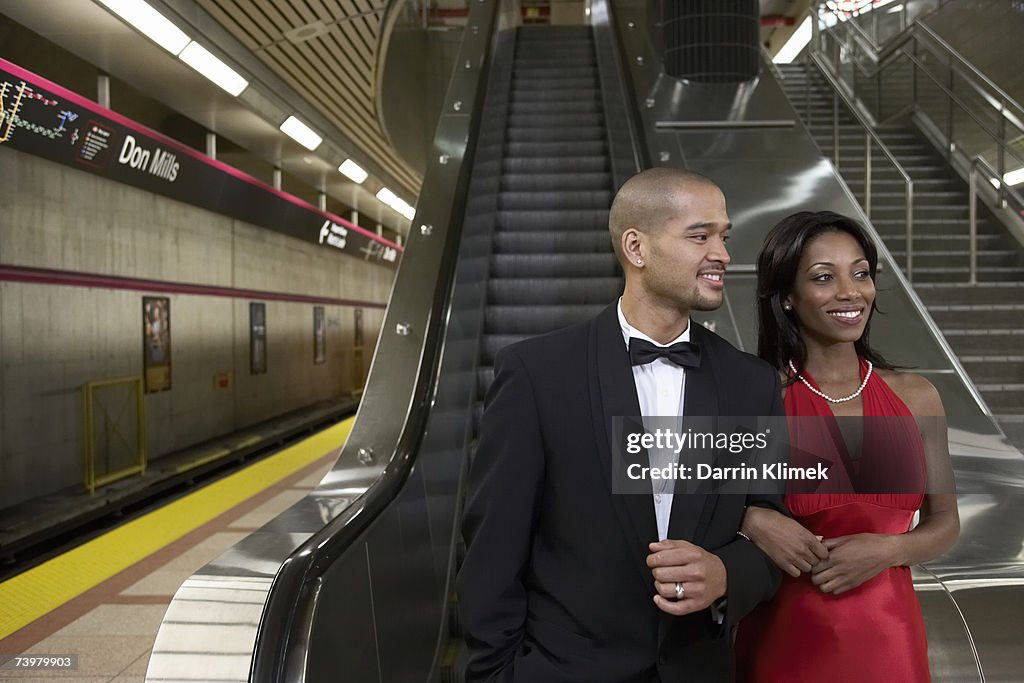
[{"left": 0, "top": 264, "right": 387, "bottom": 309}]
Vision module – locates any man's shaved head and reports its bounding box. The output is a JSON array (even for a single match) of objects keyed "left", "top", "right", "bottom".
[{"left": 609, "top": 167, "right": 720, "bottom": 266}]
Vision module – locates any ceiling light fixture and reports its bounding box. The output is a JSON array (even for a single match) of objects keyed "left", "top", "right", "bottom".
[
  {"left": 280, "top": 116, "right": 323, "bottom": 151},
  {"left": 339, "top": 159, "right": 369, "bottom": 184},
  {"left": 1003, "top": 167, "right": 1024, "bottom": 186},
  {"left": 96, "top": 0, "right": 190, "bottom": 55},
  {"left": 375, "top": 187, "right": 415, "bottom": 220},
  {"left": 178, "top": 41, "right": 249, "bottom": 96}
]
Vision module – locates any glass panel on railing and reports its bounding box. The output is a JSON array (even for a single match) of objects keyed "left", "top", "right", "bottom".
[
  {"left": 877, "top": 54, "right": 913, "bottom": 121},
  {"left": 950, "top": 73, "right": 1004, "bottom": 165},
  {"left": 875, "top": 9, "right": 904, "bottom": 44}
]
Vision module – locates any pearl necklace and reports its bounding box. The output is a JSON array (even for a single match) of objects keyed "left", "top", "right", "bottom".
[{"left": 788, "top": 359, "right": 873, "bottom": 404}]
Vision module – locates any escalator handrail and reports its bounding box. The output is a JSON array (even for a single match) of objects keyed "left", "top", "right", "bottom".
[{"left": 247, "top": 1, "right": 504, "bottom": 680}]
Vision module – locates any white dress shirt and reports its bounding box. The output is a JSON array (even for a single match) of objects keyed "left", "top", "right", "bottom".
[{"left": 617, "top": 300, "right": 689, "bottom": 541}]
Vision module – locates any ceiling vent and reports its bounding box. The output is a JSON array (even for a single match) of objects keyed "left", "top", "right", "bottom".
[{"left": 284, "top": 21, "right": 330, "bottom": 44}]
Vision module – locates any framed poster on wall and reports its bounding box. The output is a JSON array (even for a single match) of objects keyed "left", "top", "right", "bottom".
[
  {"left": 250, "top": 302, "right": 267, "bottom": 375},
  {"left": 313, "top": 306, "right": 325, "bottom": 364},
  {"left": 143, "top": 296, "right": 171, "bottom": 392}
]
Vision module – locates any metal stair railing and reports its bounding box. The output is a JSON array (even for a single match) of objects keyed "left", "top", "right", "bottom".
[
  {"left": 969, "top": 155, "right": 1024, "bottom": 283},
  {"left": 794, "top": 27, "right": 917, "bottom": 279},
  {"left": 810, "top": 4, "right": 1024, "bottom": 282}
]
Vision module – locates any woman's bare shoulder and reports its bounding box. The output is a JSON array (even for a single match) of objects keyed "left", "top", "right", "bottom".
[{"left": 876, "top": 368, "right": 945, "bottom": 416}]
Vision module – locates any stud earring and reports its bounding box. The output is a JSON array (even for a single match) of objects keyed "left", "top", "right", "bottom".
[
  {"left": 636, "top": 259, "right": 643, "bottom": 265},
  {"left": 783, "top": 302, "right": 792, "bottom": 311}
]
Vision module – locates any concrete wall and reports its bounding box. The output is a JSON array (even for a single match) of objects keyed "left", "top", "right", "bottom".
[{"left": 0, "top": 147, "right": 392, "bottom": 509}]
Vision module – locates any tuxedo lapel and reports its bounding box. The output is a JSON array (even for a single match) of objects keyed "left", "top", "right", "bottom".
[
  {"left": 666, "top": 322, "right": 720, "bottom": 544},
  {"left": 588, "top": 304, "right": 658, "bottom": 592}
]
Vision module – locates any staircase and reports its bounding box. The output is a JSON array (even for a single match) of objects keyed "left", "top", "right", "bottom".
[{"left": 777, "top": 62, "right": 1024, "bottom": 445}]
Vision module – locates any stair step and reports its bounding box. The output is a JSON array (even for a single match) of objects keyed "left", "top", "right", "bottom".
[
  {"left": 928, "top": 304, "right": 1024, "bottom": 328},
  {"left": 915, "top": 282, "right": 1024, "bottom": 306},
  {"left": 941, "top": 328, "right": 1024, "bottom": 355},
  {"left": 906, "top": 266, "right": 1024, "bottom": 282},
  {"left": 960, "top": 358, "right": 1024, "bottom": 385}
]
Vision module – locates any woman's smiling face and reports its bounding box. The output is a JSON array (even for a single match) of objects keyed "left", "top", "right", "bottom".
[{"left": 787, "top": 230, "right": 876, "bottom": 347}]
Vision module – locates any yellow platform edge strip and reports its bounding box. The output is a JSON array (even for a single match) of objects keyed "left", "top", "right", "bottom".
[{"left": 0, "top": 417, "right": 354, "bottom": 639}]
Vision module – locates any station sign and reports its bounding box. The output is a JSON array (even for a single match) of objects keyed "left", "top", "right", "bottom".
[{"left": 0, "top": 58, "right": 401, "bottom": 268}]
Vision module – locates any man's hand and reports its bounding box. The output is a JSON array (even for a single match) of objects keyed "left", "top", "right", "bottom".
[
  {"left": 646, "top": 540, "right": 726, "bottom": 616},
  {"left": 742, "top": 506, "right": 829, "bottom": 577},
  {"left": 811, "top": 534, "right": 900, "bottom": 594}
]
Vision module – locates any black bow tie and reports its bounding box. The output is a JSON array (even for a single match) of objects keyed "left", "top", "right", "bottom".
[{"left": 629, "top": 338, "right": 701, "bottom": 368}]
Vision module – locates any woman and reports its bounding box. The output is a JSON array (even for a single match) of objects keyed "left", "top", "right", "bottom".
[{"left": 734, "top": 211, "right": 960, "bottom": 682}]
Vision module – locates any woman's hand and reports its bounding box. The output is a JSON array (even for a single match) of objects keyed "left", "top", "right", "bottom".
[
  {"left": 741, "top": 506, "right": 829, "bottom": 577},
  {"left": 810, "top": 534, "right": 901, "bottom": 594}
]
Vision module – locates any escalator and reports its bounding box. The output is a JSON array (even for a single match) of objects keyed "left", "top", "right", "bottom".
[{"left": 480, "top": 25, "right": 621, "bottom": 420}]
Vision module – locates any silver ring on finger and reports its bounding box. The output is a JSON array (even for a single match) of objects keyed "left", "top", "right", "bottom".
[{"left": 674, "top": 582, "right": 685, "bottom": 599}]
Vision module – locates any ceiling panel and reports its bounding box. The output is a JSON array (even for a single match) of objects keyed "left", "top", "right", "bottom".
[{"left": 199, "top": 0, "right": 421, "bottom": 194}]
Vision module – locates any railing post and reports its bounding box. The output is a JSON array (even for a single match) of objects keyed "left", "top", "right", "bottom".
[
  {"left": 946, "top": 63, "right": 955, "bottom": 161},
  {"left": 905, "top": 179, "right": 915, "bottom": 282},
  {"left": 865, "top": 134, "right": 872, "bottom": 217},
  {"left": 833, "top": 91, "right": 840, "bottom": 168},
  {"left": 811, "top": 5, "right": 821, "bottom": 53},
  {"left": 901, "top": 3, "right": 908, "bottom": 32},
  {"left": 998, "top": 108, "right": 1008, "bottom": 207},
  {"left": 806, "top": 63, "right": 812, "bottom": 128},
  {"left": 969, "top": 161, "right": 978, "bottom": 285},
  {"left": 912, "top": 40, "right": 918, "bottom": 112}
]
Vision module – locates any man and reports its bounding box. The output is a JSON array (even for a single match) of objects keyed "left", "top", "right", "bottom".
[{"left": 458, "top": 168, "right": 785, "bottom": 682}]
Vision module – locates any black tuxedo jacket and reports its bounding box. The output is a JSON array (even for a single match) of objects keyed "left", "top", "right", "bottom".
[{"left": 458, "top": 304, "right": 785, "bottom": 682}]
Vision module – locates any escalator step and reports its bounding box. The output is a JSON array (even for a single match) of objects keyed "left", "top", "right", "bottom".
[
  {"left": 512, "top": 78, "right": 599, "bottom": 91},
  {"left": 514, "top": 66, "right": 598, "bottom": 79},
  {"left": 487, "top": 277, "right": 623, "bottom": 305},
  {"left": 505, "top": 140, "right": 608, "bottom": 157},
  {"left": 499, "top": 191, "right": 612, "bottom": 211},
  {"left": 501, "top": 172, "right": 611, "bottom": 192},
  {"left": 490, "top": 253, "right": 619, "bottom": 278},
  {"left": 497, "top": 209, "right": 609, "bottom": 231},
  {"left": 502, "top": 157, "right": 608, "bottom": 174},
  {"left": 493, "top": 230, "right": 611, "bottom": 254},
  {"left": 511, "top": 89, "right": 601, "bottom": 103},
  {"left": 484, "top": 304, "right": 607, "bottom": 334},
  {"left": 509, "top": 100, "right": 603, "bottom": 115},
  {"left": 505, "top": 126, "right": 606, "bottom": 143},
  {"left": 508, "top": 112, "right": 605, "bottom": 128}
]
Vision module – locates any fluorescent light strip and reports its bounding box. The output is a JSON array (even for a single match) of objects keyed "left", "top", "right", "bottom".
[
  {"left": 375, "top": 187, "right": 415, "bottom": 219},
  {"left": 96, "top": 0, "right": 190, "bottom": 55},
  {"left": 1004, "top": 167, "right": 1024, "bottom": 186},
  {"left": 339, "top": 159, "right": 368, "bottom": 184},
  {"left": 280, "top": 116, "right": 322, "bottom": 151},
  {"left": 178, "top": 42, "right": 248, "bottom": 96}
]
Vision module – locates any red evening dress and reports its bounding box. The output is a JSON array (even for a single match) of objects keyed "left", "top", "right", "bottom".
[{"left": 734, "top": 360, "right": 931, "bottom": 683}]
